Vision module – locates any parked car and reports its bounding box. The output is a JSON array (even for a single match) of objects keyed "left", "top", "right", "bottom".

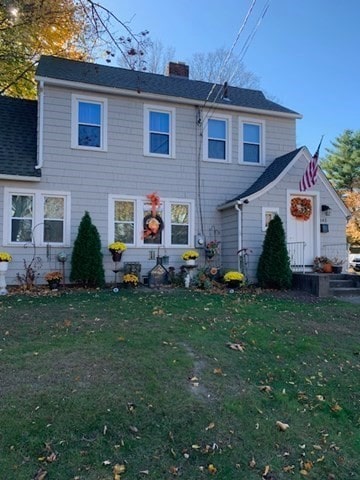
[{"left": 349, "top": 246, "right": 360, "bottom": 272}]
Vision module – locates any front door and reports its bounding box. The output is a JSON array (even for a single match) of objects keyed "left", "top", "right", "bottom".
[{"left": 287, "top": 195, "right": 316, "bottom": 269}]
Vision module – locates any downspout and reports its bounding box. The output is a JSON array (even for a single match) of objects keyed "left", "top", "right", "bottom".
[
  {"left": 35, "top": 80, "right": 44, "bottom": 170},
  {"left": 234, "top": 201, "right": 243, "bottom": 272}
]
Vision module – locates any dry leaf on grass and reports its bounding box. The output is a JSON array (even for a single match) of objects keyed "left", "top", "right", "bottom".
[
  {"left": 205, "top": 422, "right": 215, "bottom": 431},
  {"left": 226, "top": 342, "right": 245, "bottom": 352},
  {"left": 259, "top": 385, "right": 272, "bottom": 393},
  {"left": 276, "top": 421, "right": 289, "bottom": 431},
  {"left": 33, "top": 469, "right": 47, "bottom": 480}
]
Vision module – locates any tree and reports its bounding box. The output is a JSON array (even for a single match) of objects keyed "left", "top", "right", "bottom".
[
  {"left": 70, "top": 211, "right": 105, "bottom": 287},
  {"left": 257, "top": 214, "right": 292, "bottom": 289},
  {"left": 321, "top": 130, "right": 360, "bottom": 192},
  {"left": 188, "top": 47, "right": 259, "bottom": 88},
  {"left": 0, "top": 0, "right": 149, "bottom": 98},
  {"left": 344, "top": 191, "right": 360, "bottom": 244}
]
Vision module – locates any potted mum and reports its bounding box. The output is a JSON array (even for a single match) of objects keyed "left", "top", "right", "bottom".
[
  {"left": 223, "top": 271, "right": 244, "bottom": 288},
  {"left": 123, "top": 273, "right": 139, "bottom": 287},
  {"left": 0, "top": 251, "right": 12, "bottom": 295},
  {"left": 181, "top": 250, "right": 199, "bottom": 266},
  {"left": 330, "top": 257, "right": 345, "bottom": 274},
  {"left": 108, "top": 242, "right": 127, "bottom": 262},
  {"left": 44, "top": 271, "right": 63, "bottom": 290}
]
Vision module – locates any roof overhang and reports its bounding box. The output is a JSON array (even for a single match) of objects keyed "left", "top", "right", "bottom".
[
  {"left": 0, "top": 174, "right": 40, "bottom": 182},
  {"left": 35, "top": 75, "right": 302, "bottom": 120}
]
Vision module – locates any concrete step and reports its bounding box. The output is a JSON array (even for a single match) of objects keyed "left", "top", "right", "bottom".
[
  {"left": 329, "top": 279, "right": 356, "bottom": 288},
  {"left": 330, "top": 287, "right": 360, "bottom": 297}
]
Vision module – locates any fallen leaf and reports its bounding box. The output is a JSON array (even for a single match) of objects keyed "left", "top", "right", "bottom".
[
  {"left": 259, "top": 385, "right": 272, "bottom": 393},
  {"left": 213, "top": 368, "right": 223, "bottom": 375},
  {"left": 103, "top": 460, "right": 111, "bottom": 465},
  {"left": 299, "top": 470, "right": 308, "bottom": 475},
  {"left": 331, "top": 402, "right": 342, "bottom": 412},
  {"left": 283, "top": 465, "right": 295, "bottom": 472},
  {"left": 33, "top": 469, "right": 47, "bottom": 480},
  {"left": 139, "top": 470, "right": 149, "bottom": 475},
  {"left": 249, "top": 457, "right": 256, "bottom": 468},
  {"left": 208, "top": 463, "right": 217, "bottom": 474},
  {"left": 276, "top": 421, "right": 289, "bottom": 431},
  {"left": 192, "top": 444, "right": 201, "bottom": 450},
  {"left": 304, "top": 460, "right": 313, "bottom": 471},
  {"left": 113, "top": 464, "right": 126, "bottom": 474},
  {"left": 227, "top": 342, "right": 245, "bottom": 352},
  {"left": 169, "top": 465, "right": 179, "bottom": 475},
  {"left": 129, "top": 425, "right": 139, "bottom": 433},
  {"left": 205, "top": 422, "right": 215, "bottom": 431}
]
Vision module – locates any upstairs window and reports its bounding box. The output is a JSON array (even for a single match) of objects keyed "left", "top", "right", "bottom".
[
  {"left": 71, "top": 95, "right": 107, "bottom": 150},
  {"left": 204, "top": 115, "right": 231, "bottom": 162},
  {"left": 240, "top": 120, "right": 264, "bottom": 164},
  {"left": 144, "top": 105, "right": 175, "bottom": 158}
]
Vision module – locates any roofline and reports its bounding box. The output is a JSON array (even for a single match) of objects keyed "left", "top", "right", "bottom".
[
  {"left": 218, "top": 147, "right": 350, "bottom": 217},
  {"left": 218, "top": 147, "right": 307, "bottom": 210},
  {"left": 0, "top": 174, "right": 41, "bottom": 182},
  {"left": 35, "top": 75, "right": 302, "bottom": 119}
]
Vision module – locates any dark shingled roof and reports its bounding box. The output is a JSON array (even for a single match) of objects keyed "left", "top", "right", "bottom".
[
  {"left": 36, "top": 56, "right": 300, "bottom": 116},
  {"left": 0, "top": 96, "right": 40, "bottom": 178},
  {"left": 224, "top": 147, "right": 303, "bottom": 205}
]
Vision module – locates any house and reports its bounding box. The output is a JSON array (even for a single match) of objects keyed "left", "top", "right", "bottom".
[{"left": 0, "top": 55, "right": 349, "bottom": 286}]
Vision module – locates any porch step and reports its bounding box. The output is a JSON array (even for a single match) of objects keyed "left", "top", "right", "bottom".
[
  {"left": 330, "top": 287, "right": 360, "bottom": 297},
  {"left": 329, "top": 279, "right": 355, "bottom": 288},
  {"left": 329, "top": 276, "right": 360, "bottom": 297}
]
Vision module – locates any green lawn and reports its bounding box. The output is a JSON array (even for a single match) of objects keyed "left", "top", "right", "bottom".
[{"left": 0, "top": 288, "right": 359, "bottom": 479}]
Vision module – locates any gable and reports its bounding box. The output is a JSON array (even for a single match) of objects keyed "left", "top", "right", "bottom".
[
  {"left": 0, "top": 96, "right": 40, "bottom": 179},
  {"left": 219, "top": 146, "right": 349, "bottom": 217}
]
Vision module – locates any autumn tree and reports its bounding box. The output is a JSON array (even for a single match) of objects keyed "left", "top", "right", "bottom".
[
  {"left": 344, "top": 191, "right": 360, "bottom": 244},
  {"left": 321, "top": 130, "right": 360, "bottom": 192},
  {"left": 0, "top": 0, "right": 149, "bottom": 98}
]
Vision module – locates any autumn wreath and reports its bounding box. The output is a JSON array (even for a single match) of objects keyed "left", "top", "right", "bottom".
[{"left": 290, "top": 197, "right": 312, "bottom": 221}]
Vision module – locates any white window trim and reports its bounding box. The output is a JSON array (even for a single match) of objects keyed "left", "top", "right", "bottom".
[
  {"left": 262, "top": 207, "right": 279, "bottom": 231},
  {"left": 239, "top": 117, "right": 265, "bottom": 165},
  {"left": 3, "top": 187, "right": 71, "bottom": 247},
  {"left": 143, "top": 104, "right": 176, "bottom": 158},
  {"left": 108, "top": 195, "right": 194, "bottom": 247},
  {"left": 203, "top": 114, "right": 232, "bottom": 163},
  {"left": 71, "top": 94, "right": 108, "bottom": 151}
]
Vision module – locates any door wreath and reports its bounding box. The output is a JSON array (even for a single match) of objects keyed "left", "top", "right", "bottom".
[{"left": 290, "top": 197, "right": 312, "bottom": 221}]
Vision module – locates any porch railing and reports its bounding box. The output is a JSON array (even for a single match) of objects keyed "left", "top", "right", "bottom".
[
  {"left": 287, "top": 241, "right": 306, "bottom": 273},
  {"left": 322, "top": 243, "right": 348, "bottom": 268}
]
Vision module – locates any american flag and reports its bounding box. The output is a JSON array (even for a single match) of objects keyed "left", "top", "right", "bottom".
[{"left": 299, "top": 138, "right": 323, "bottom": 192}]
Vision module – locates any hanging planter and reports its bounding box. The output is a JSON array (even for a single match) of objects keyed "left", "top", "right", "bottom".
[{"left": 290, "top": 197, "right": 312, "bottom": 221}]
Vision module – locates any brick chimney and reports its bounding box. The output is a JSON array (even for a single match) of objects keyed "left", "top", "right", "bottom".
[{"left": 166, "top": 61, "right": 189, "bottom": 78}]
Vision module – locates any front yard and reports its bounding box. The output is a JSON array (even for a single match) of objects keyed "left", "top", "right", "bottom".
[{"left": 0, "top": 288, "right": 359, "bottom": 479}]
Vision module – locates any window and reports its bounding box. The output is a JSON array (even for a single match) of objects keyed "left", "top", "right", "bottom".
[
  {"left": 144, "top": 105, "right": 175, "bottom": 157},
  {"left": 114, "top": 200, "right": 135, "bottom": 244},
  {"left": 4, "top": 189, "right": 70, "bottom": 246},
  {"left": 11, "top": 194, "right": 33, "bottom": 242},
  {"left": 170, "top": 204, "right": 189, "bottom": 245},
  {"left": 204, "top": 115, "right": 231, "bottom": 162},
  {"left": 71, "top": 95, "right": 107, "bottom": 150},
  {"left": 262, "top": 207, "right": 279, "bottom": 231},
  {"left": 43, "top": 196, "right": 65, "bottom": 243},
  {"left": 240, "top": 119, "right": 264, "bottom": 164},
  {"left": 109, "top": 196, "right": 193, "bottom": 247}
]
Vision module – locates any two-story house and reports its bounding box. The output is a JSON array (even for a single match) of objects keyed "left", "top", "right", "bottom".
[{"left": 0, "top": 55, "right": 349, "bottom": 285}]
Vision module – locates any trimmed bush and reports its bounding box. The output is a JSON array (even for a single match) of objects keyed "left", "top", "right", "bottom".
[
  {"left": 257, "top": 214, "right": 292, "bottom": 289},
  {"left": 70, "top": 211, "right": 105, "bottom": 287}
]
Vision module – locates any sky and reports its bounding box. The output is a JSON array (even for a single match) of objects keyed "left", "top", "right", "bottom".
[{"left": 100, "top": 0, "right": 360, "bottom": 156}]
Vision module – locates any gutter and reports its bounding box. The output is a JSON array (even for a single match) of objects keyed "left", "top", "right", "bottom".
[
  {"left": 0, "top": 174, "right": 41, "bottom": 182},
  {"left": 35, "top": 80, "right": 44, "bottom": 170},
  {"left": 35, "top": 76, "right": 302, "bottom": 120}
]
